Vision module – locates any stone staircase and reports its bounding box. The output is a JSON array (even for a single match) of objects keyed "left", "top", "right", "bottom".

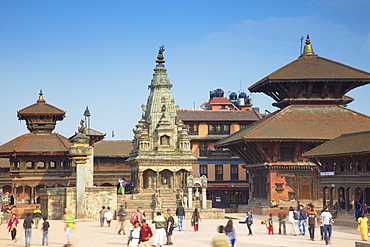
[
  {"left": 157, "top": 189, "right": 178, "bottom": 211},
  {"left": 116, "top": 189, "right": 177, "bottom": 220}
]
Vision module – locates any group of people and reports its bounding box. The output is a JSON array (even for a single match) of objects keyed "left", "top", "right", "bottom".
[
  {"left": 261, "top": 203, "right": 334, "bottom": 245},
  {"left": 118, "top": 177, "right": 134, "bottom": 195},
  {"left": 6, "top": 206, "right": 52, "bottom": 246},
  {"left": 110, "top": 203, "right": 202, "bottom": 247},
  {"left": 5, "top": 205, "right": 75, "bottom": 246}
]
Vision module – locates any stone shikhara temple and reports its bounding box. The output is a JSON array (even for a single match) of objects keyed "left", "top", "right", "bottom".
[
  {"left": 128, "top": 46, "right": 195, "bottom": 192},
  {"left": 216, "top": 36, "right": 370, "bottom": 211},
  {"left": 126, "top": 46, "right": 223, "bottom": 218}
]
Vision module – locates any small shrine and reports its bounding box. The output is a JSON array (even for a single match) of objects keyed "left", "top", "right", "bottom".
[{"left": 186, "top": 171, "right": 208, "bottom": 209}]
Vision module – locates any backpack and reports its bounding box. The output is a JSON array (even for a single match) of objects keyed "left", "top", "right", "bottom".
[
  {"left": 172, "top": 216, "right": 178, "bottom": 228},
  {"left": 130, "top": 212, "right": 137, "bottom": 224},
  {"left": 293, "top": 211, "right": 298, "bottom": 220}
]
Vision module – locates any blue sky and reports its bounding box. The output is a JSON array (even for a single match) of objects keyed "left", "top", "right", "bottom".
[{"left": 1, "top": 0, "right": 370, "bottom": 143}]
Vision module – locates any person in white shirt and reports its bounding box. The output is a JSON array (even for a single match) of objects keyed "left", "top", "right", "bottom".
[
  {"left": 320, "top": 207, "right": 333, "bottom": 245},
  {"left": 128, "top": 221, "right": 141, "bottom": 247},
  {"left": 288, "top": 206, "right": 298, "bottom": 236},
  {"left": 104, "top": 207, "right": 114, "bottom": 227}
]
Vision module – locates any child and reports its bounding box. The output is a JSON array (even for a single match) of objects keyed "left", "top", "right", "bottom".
[
  {"left": 41, "top": 217, "right": 50, "bottom": 246},
  {"left": 267, "top": 213, "right": 274, "bottom": 235}
]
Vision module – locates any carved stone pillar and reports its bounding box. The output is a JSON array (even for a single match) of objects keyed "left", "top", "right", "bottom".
[
  {"left": 188, "top": 188, "right": 193, "bottom": 209},
  {"left": 201, "top": 187, "right": 207, "bottom": 209},
  {"left": 30, "top": 187, "right": 35, "bottom": 204},
  {"left": 172, "top": 171, "right": 176, "bottom": 190}
]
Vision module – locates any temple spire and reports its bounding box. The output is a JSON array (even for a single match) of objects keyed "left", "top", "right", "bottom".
[
  {"left": 156, "top": 45, "right": 165, "bottom": 65},
  {"left": 37, "top": 89, "right": 45, "bottom": 103},
  {"left": 301, "top": 34, "right": 315, "bottom": 56}
]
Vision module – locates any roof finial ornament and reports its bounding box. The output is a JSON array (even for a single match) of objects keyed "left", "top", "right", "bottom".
[
  {"left": 156, "top": 45, "right": 165, "bottom": 64},
  {"left": 37, "top": 89, "right": 45, "bottom": 103},
  {"left": 301, "top": 34, "right": 315, "bottom": 56}
]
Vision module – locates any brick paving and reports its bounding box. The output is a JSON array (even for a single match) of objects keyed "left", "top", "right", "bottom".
[{"left": 0, "top": 213, "right": 364, "bottom": 247}]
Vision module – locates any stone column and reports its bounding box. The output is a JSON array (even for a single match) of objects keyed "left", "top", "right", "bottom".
[
  {"left": 322, "top": 188, "right": 326, "bottom": 209},
  {"left": 69, "top": 130, "right": 92, "bottom": 219},
  {"left": 30, "top": 187, "right": 35, "bottom": 204},
  {"left": 329, "top": 187, "right": 333, "bottom": 208},
  {"left": 201, "top": 188, "right": 207, "bottom": 209},
  {"left": 156, "top": 171, "right": 159, "bottom": 190},
  {"left": 188, "top": 188, "right": 193, "bottom": 209},
  {"left": 363, "top": 188, "right": 367, "bottom": 205},
  {"left": 85, "top": 148, "right": 94, "bottom": 187},
  {"left": 172, "top": 171, "right": 176, "bottom": 190},
  {"left": 345, "top": 187, "right": 350, "bottom": 211}
]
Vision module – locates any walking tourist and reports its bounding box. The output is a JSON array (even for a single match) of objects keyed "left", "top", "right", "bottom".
[
  {"left": 277, "top": 207, "right": 286, "bottom": 235},
  {"left": 211, "top": 225, "right": 231, "bottom": 247},
  {"left": 117, "top": 205, "right": 127, "bottom": 235},
  {"left": 127, "top": 220, "right": 141, "bottom": 247},
  {"left": 246, "top": 210, "right": 253, "bottom": 236},
  {"left": 33, "top": 205, "right": 42, "bottom": 229},
  {"left": 23, "top": 212, "right": 34, "bottom": 247},
  {"left": 288, "top": 206, "right": 298, "bottom": 236},
  {"left": 104, "top": 207, "right": 113, "bottom": 227},
  {"left": 191, "top": 208, "right": 201, "bottom": 232},
  {"left": 64, "top": 208, "right": 75, "bottom": 244},
  {"left": 41, "top": 216, "right": 50, "bottom": 246},
  {"left": 298, "top": 205, "right": 307, "bottom": 235},
  {"left": 152, "top": 212, "right": 166, "bottom": 247},
  {"left": 307, "top": 208, "right": 317, "bottom": 241},
  {"left": 267, "top": 213, "right": 274, "bottom": 235},
  {"left": 165, "top": 208, "right": 175, "bottom": 245},
  {"left": 139, "top": 219, "right": 152, "bottom": 247},
  {"left": 225, "top": 220, "right": 236, "bottom": 247},
  {"left": 176, "top": 202, "right": 185, "bottom": 231},
  {"left": 321, "top": 207, "right": 333, "bottom": 245},
  {"left": 130, "top": 206, "right": 143, "bottom": 224},
  {"left": 358, "top": 213, "right": 369, "bottom": 241},
  {"left": 99, "top": 206, "right": 108, "bottom": 227},
  {"left": 7, "top": 213, "right": 19, "bottom": 241}
]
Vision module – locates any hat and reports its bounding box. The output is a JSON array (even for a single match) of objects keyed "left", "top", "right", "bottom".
[
  {"left": 167, "top": 208, "right": 171, "bottom": 212},
  {"left": 141, "top": 219, "right": 146, "bottom": 223},
  {"left": 120, "top": 205, "right": 124, "bottom": 208}
]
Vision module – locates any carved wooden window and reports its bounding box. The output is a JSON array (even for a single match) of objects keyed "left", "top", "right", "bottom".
[
  {"left": 49, "top": 161, "right": 56, "bottom": 169},
  {"left": 37, "top": 161, "right": 46, "bottom": 169},
  {"left": 12, "top": 161, "right": 20, "bottom": 169},
  {"left": 26, "top": 161, "right": 34, "bottom": 169}
]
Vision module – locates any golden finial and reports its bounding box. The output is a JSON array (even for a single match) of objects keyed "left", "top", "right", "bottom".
[
  {"left": 302, "top": 34, "right": 315, "bottom": 55},
  {"left": 37, "top": 89, "right": 45, "bottom": 103},
  {"left": 156, "top": 45, "right": 165, "bottom": 64}
]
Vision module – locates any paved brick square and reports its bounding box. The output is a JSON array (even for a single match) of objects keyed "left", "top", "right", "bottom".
[{"left": 0, "top": 213, "right": 364, "bottom": 247}]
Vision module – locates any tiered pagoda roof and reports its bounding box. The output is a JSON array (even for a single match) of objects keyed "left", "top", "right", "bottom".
[
  {"left": 249, "top": 35, "right": 370, "bottom": 108},
  {"left": 304, "top": 130, "right": 370, "bottom": 158}
]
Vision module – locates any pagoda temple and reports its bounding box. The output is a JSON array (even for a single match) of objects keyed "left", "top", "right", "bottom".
[
  {"left": 128, "top": 46, "right": 196, "bottom": 192},
  {"left": 216, "top": 35, "right": 370, "bottom": 207},
  {"left": 0, "top": 91, "right": 72, "bottom": 204}
]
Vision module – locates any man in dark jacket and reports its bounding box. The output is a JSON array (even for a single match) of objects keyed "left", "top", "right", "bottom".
[
  {"left": 298, "top": 205, "right": 307, "bottom": 235},
  {"left": 175, "top": 202, "right": 185, "bottom": 231},
  {"left": 23, "top": 213, "right": 34, "bottom": 247}
]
